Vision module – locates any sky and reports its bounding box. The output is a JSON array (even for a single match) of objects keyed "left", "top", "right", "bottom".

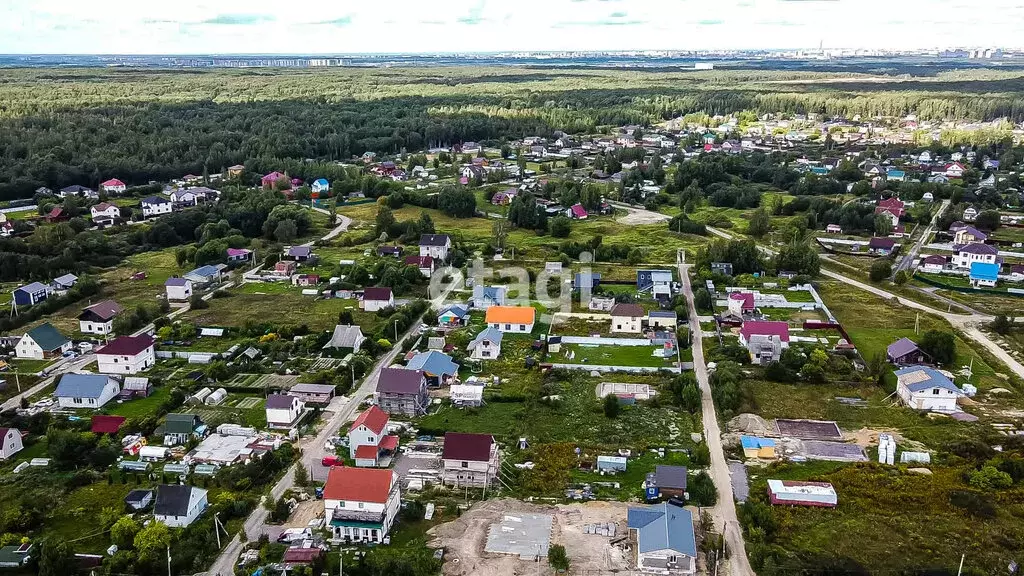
[{"left": 0, "top": 0, "right": 1021, "bottom": 55}]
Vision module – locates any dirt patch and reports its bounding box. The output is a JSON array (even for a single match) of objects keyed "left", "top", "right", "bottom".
[
  {"left": 428, "top": 498, "right": 633, "bottom": 576},
  {"left": 283, "top": 500, "right": 323, "bottom": 529},
  {"left": 617, "top": 208, "right": 670, "bottom": 226},
  {"left": 849, "top": 427, "right": 928, "bottom": 452},
  {"left": 727, "top": 413, "right": 771, "bottom": 436}
]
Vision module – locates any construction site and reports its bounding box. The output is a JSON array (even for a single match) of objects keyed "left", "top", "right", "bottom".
[{"left": 428, "top": 499, "right": 645, "bottom": 576}]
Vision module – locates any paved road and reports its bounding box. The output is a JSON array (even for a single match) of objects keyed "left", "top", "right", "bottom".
[
  {"left": 1, "top": 353, "right": 97, "bottom": 411},
  {"left": 678, "top": 261, "right": 755, "bottom": 576},
  {"left": 205, "top": 275, "right": 458, "bottom": 576},
  {"left": 302, "top": 206, "right": 352, "bottom": 246},
  {"left": 894, "top": 199, "right": 950, "bottom": 274}
]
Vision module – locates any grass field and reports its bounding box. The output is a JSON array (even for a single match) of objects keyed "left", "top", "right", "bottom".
[
  {"left": 105, "top": 385, "right": 172, "bottom": 418},
  {"left": 558, "top": 343, "right": 677, "bottom": 368},
  {"left": 183, "top": 291, "right": 384, "bottom": 334},
  {"left": 337, "top": 203, "right": 708, "bottom": 263}
]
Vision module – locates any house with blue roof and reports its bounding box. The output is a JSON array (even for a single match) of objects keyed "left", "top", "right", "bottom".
[
  {"left": 471, "top": 285, "right": 506, "bottom": 309},
  {"left": 405, "top": 351, "right": 459, "bottom": 387},
  {"left": 184, "top": 264, "right": 225, "bottom": 286},
  {"left": 637, "top": 270, "right": 673, "bottom": 299},
  {"left": 437, "top": 304, "right": 470, "bottom": 328},
  {"left": 894, "top": 365, "right": 961, "bottom": 412},
  {"left": 627, "top": 502, "right": 697, "bottom": 575},
  {"left": 13, "top": 282, "right": 51, "bottom": 307},
  {"left": 467, "top": 327, "right": 503, "bottom": 360},
  {"left": 969, "top": 261, "right": 999, "bottom": 288},
  {"left": 55, "top": 373, "right": 120, "bottom": 409},
  {"left": 311, "top": 178, "right": 330, "bottom": 194},
  {"left": 740, "top": 436, "right": 776, "bottom": 459}
]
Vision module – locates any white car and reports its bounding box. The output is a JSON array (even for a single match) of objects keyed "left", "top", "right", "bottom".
[{"left": 78, "top": 342, "right": 94, "bottom": 353}]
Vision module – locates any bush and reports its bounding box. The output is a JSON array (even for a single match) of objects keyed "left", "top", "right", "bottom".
[
  {"left": 969, "top": 466, "right": 1013, "bottom": 490},
  {"left": 548, "top": 544, "right": 569, "bottom": 571},
  {"left": 869, "top": 259, "right": 892, "bottom": 282},
  {"left": 688, "top": 471, "right": 717, "bottom": 506},
  {"left": 603, "top": 394, "right": 620, "bottom": 418},
  {"left": 948, "top": 490, "right": 996, "bottom": 518},
  {"left": 550, "top": 216, "right": 571, "bottom": 238}
]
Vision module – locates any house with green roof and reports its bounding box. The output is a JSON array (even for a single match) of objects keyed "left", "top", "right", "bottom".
[
  {"left": 161, "top": 414, "right": 206, "bottom": 446},
  {"left": 16, "top": 323, "right": 71, "bottom": 360}
]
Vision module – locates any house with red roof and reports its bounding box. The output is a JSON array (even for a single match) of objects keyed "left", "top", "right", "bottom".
[
  {"left": 322, "top": 466, "right": 400, "bottom": 543},
  {"left": 95, "top": 335, "right": 155, "bottom": 374},
  {"left": 101, "top": 178, "right": 127, "bottom": 194},
  {"left": 441, "top": 433, "right": 500, "bottom": 487},
  {"left": 45, "top": 206, "right": 69, "bottom": 223},
  {"left": 261, "top": 171, "right": 287, "bottom": 189},
  {"left": 567, "top": 203, "right": 589, "bottom": 220},
  {"left": 361, "top": 287, "right": 394, "bottom": 312},
  {"left": 727, "top": 292, "right": 755, "bottom": 317},
  {"left": 347, "top": 406, "right": 399, "bottom": 467},
  {"left": 91, "top": 415, "right": 127, "bottom": 435},
  {"left": 404, "top": 255, "right": 435, "bottom": 277},
  {"left": 944, "top": 162, "right": 966, "bottom": 178},
  {"left": 739, "top": 321, "right": 790, "bottom": 365}
]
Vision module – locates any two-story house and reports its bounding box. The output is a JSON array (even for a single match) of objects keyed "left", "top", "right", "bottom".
[
  {"left": 610, "top": 303, "right": 645, "bottom": 333},
  {"left": 265, "top": 394, "right": 305, "bottom": 429},
  {"left": 141, "top": 196, "right": 173, "bottom": 218},
  {"left": 419, "top": 234, "right": 452, "bottom": 262},
  {"left": 347, "top": 406, "right": 399, "bottom": 467},
  {"left": 162, "top": 413, "right": 205, "bottom": 446},
  {"left": 894, "top": 365, "right": 961, "bottom": 412},
  {"left": 467, "top": 327, "right": 503, "bottom": 360},
  {"left": 441, "top": 433, "right": 501, "bottom": 488},
  {"left": 361, "top": 287, "right": 394, "bottom": 312},
  {"left": 375, "top": 368, "right": 429, "bottom": 416},
  {"left": 16, "top": 323, "right": 71, "bottom": 360},
  {"left": 78, "top": 300, "right": 123, "bottom": 335},
  {"left": 95, "top": 335, "right": 156, "bottom": 374},
  {"left": 951, "top": 243, "right": 998, "bottom": 269},
  {"left": 323, "top": 466, "right": 401, "bottom": 543}
]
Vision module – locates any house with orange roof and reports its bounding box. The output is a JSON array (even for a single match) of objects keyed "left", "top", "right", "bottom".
[
  {"left": 346, "top": 406, "right": 399, "bottom": 467},
  {"left": 323, "top": 466, "right": 400, "bottom": 543},
  {"left": 485, "top": 306, "right": 536, "bottom": 333}
]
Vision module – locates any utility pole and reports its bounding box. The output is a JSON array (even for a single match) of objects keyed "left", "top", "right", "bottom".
[
  {"left": 166, "top": 545, "right": 172, "bottom": 576},
  {"left": 957, "top": 554, "right": 965, "bottom": 576},
  {"left": 394, "top": 320, "right": 399, "bottom": 344}
]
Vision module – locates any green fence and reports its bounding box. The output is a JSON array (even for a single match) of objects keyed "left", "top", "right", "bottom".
[{"left": 913, "top": 272, "right": 1024, "bottom": 298}]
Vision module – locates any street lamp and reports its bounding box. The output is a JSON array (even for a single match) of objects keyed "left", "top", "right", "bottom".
[{"left": 394, "top": 320, "right": 399, "bottom": 344}]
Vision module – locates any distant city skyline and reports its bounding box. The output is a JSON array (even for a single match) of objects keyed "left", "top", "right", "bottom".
[{"left": 2, "top": 0, "right": 1023, "bottom": 55}]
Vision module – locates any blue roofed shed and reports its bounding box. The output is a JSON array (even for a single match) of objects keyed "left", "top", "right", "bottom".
[
  {"left": 740, "top": 436, "right": 777, "bottom": 459},
  {"left": 969, "top": 261, "right": 999, "bottom": 287}
]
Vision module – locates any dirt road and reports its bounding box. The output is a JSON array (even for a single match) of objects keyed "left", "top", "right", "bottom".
[{"left": 679, "top": 263, "right": 755, "bottom": 576}]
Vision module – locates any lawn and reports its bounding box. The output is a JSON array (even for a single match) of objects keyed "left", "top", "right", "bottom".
[
  {"left": 182, "top": 292, "right": 384, "bottom": 334},
  {"left": 44, "top": 482, "right": 135, "bottom": 553},
  {"left": 570, "top": 448, "right": 691, "bottom": 501},
  {"left": 558, "top": 343, "right": 678, "bottom": 368},
  {"left": 105, "top": 385, "right": 173, "bottom": 418}
]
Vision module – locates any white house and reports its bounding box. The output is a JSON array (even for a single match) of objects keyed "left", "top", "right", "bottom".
[
  {"left": 0, "top": 428, "right": 23, "bottom": 460},
  {"left": 951, "top": 243, "right": 998, "bottom": 269},
  {"left": 77, "top": 300, "right": 123, "bottom": 335},
  {"left": 165, "top": 278, "right": 193, "bottom": 301},
  {"left": 361, "top": 287, "right": 394, "bottom": 312},
  {"left": 919, "top": 255, "right": 947, "bottom": 274},
  {"left": 323, "top": 467, "right": 401, "bottom": 543},
  {"left": 346, "top": 406, "right": 398, "bottom": 467},
  {"left": 825, "top": 224, "right": 843, "bottom": 234},
  {"left": 610, "top": 303, "right": 645, "bottom": 334},
  {"left": 95, "top": 335, "right": 156, "bottom": 374},
  {"left": 467, "top": 327, "right": 503, "bottom": 360},
  {"left": 90, "top": 202, "right": 121, "bottom": 221},
  {"left": 154, "top": 485, "right": 209, "bottom": 528},
  {"left": 627, "top": 502, "right": 697, "bottom": 576},
  {"left": 101, "top": 178, "right": 127, "bottom": 194},
  {"left": 141, "top": 196, "right": 173, "bottom": 218},
  {"left": 894, "top": 366, "right": 961, "bottom": 412},
  {"left": 441, "top": 433, "right": 501, "bottom": 487},
  {"left": 312, "top": 178, "right": 330, "bottom": 194},
  {"left": 16, "top": 323, "right": 71, "bottom": 360},
  {"left": 419, "top": 234, "right": 452, "bottom": 261},
  {"left": 265, "top": 394, "right": 305, "bottom": 429},
  {"left": 54, "top": 373, "right": 120, "bottom": 409},
  {"left": 485, "top": 306, "right": 536, "bottom": 333},
  {"left": 962, "top": 206, "right": 978, "bottom": 221}
]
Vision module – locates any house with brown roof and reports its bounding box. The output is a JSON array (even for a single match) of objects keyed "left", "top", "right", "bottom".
[
  {"left": 361, "top": 287, "right": 394, "bottom": 312},
  {"left": 610, "top": 303, "right": 645, "bottom": 333},
  {"left": 375, "top": 367, "right": 429, "bottom": 416},
  {"left": 96, "top": 335, "right": 155, "bottom": 374},
  {"left": 78, "top": 300, "right": 123, "bottom": 335},
  {"left": 323, "top": 466, "right": 400, "bottom": 543},
  {"left": 441, "top": 432, "right": 500, "bottom": 488}
]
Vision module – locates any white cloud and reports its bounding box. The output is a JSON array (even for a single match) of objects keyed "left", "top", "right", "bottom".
[{"left": 0, "top": 0, "right": 1020, "bottom": 54}]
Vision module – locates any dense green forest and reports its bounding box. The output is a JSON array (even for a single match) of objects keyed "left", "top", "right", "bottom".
[{"left": 3, "top": 66, "right": 1024, "bottom": 200}]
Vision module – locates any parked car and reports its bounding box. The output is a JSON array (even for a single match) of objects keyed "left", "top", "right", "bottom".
[
  {"left": 78, "top": 342, "right": 94, "bottom": 353},
  {"left": 321, "top": 455, "right": 342, "bottom": 467}
]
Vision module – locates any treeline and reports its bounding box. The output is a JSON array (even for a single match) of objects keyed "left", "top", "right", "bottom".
[{"left": 3, "top": 67, "right": 1024, "bottom": 200}]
